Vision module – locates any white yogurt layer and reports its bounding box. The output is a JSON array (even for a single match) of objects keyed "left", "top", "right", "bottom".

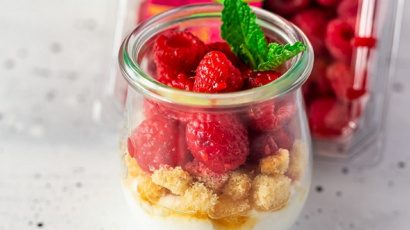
[{"left": 122, "top": 178, "right": 309, "bottom": 230}]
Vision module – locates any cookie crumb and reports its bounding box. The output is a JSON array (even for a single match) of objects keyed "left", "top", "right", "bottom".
[
  {"left": 185, "top": 160, "right": 229, "bottom": 192},
  {"left": 152, "top": 166, "right": 192, "bottom": 195},
  {"left": 260, "top": 149, "right": 289, "bottom": 175},
  {"left": 251, "top": 174, "right": 291, "bottom": 211},
  {"left": 179, "top": 182, "right": 218, "bottom": 214},
  {"left": 210, "top": 195, "right": 250, "bottom": 219},
  {"left": 223, "top": 171, "right": 252, "bottom": 200},
  {"left": 137, "top": 175, "right": 166, "bottom": 204}
]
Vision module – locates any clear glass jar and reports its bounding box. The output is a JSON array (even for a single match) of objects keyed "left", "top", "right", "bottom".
[
  {"left": 263, "top": 0, "right": 403, "bottom": 159},
  {"left": 118, "top": 4, "right": 313, "bottom": 230}
]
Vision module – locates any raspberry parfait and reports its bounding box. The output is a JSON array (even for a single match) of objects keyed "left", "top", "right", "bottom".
[{"left": 118, "top": 2, "right": 313, "bottom": 230}]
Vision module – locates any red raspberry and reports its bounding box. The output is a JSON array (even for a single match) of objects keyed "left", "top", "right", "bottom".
[
  {"left": 190, "top": 113, "right": 236, "bottom": 123},
  {"left": 169, "top": 73, "right": 194, "bottom": 91},
  {"left": 206, "top": 42, "right": 242, "bottom": 68},
  {"left": 154, "top": 31, "right": 206, "bottom": 74},
  {"left": 127, "top": 116, "right": 190, "bottom": 172},
  {"left": 325, "top": 18, "right": 355, "bottom": 63},
  {"left": 265, "top": 0, "right": 311, "bottom": 15},
  {"left": 337, "top": 0, "right": 358, "bottom": 18},
  {"left": 326, "top": 62, "right": 354, "bottom": 101},
  {"left": 156, "top": 65, "right": 177, "bottom": 85},
  {"left": 156, "top": 65, "right": 196, "bottom": 92},
  {"left": 302, "top": 82, "right": 314, "bottom": 104},
  {"left": 250, "top": 127, "right": 294, "bottom": 161},
  {"left": 245, "top": 70, "right": 281, "bottom": 88},
  {"left": 143, "top": 99, "right": 162, "bottom": 118},
  {"left": 272, "top": 129, "right": 294, "bottom": 150},
  {"left": 184, "top": 160, "right": 229, "bottom": 191},
  {"left": 307, "top": 57, "right": 332, "bottom": 95},
  {"left": 315, "top": 0, "right": 340, "bottom": 7},
  {"left": 308, "top": 97, "right": 350, "bottom": 136},
  {"left": 143, "top": 99, "right": 198, "bottom": 123},
  {"left": 185, "top": 115, "right": 249, "bottom": 173},
  {"left": 248, "top": 100, "right": 296, "bottom": 132},
  {"left": 193, "top": 51, "right": 244, "bottom": 93},
  {"left": 250, "top": 132, "right": 279, "bottom": 161},
  {"left": 292, "top": 8, "right": 329, "bottom": 55}
]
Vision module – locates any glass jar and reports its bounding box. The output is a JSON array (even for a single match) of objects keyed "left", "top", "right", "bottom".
[
  {"left": 118, "top": 4, "right": 313, "bottom": 230},
  {"left": 263, "top": 0, "right": 403, "bottom": 159}
]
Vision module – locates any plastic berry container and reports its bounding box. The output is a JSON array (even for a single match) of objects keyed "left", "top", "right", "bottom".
[
  {"left": 118, "top": 4, "right": 313, "bottom": 230},
  {"left": 263, "top": 0, "right": 403, "bottom": 159}
]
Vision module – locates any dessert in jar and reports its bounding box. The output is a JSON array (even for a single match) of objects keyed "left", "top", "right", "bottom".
[{"left": 118, "top": 1, "right": 313, "bottom": 229}]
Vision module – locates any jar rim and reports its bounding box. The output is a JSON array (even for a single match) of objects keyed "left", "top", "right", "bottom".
[{"left": 119, "top": 3, "right": 313, "bottom": 108}]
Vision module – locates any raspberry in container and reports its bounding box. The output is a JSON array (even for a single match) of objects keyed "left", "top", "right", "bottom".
[
  {"left": 118, "top": 2, "right": 313, "bottom": 229},
  {"left": 263, "top": 0, "right": 403, "bottom": 159}
]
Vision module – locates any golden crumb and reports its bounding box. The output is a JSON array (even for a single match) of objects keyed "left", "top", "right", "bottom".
[
  {"left": 184, "top": 161, "right": 230, "bottom": 192},
  {"left": 223, "top": 171, "right": 252, "bottom": 200},
  {"left": 196, "top": 175, "right": 229, "bottom": 192},
  {"left": 137, "top": 175, "right": 166, "bottom": 204},
  {"left": 251, "top": 174, "right": 291, "bottom": 211},
  {"left": 151, "top": 167, "right": 192, "bottom": 195},
  {"left": 259, "top": 149, "right": 290, "bottom": 175},
  {"left": 286, "top": 140, "right": 307, "bottom": 181},
  {"left": 179, "top": 182, "right": 218, "bottom": 214},
  {"left": 125, "top": 154, "right": 144, "bottom": 178},
  {"left": 210, "top": 195, "right": 251, "bottom": 219}
]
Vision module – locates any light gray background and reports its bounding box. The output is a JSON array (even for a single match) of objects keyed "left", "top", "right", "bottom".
[{"left": 0, "top": 0, "right": 409, "bottom": 229}]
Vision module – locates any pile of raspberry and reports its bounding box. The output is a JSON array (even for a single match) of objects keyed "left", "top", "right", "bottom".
[
  {"left": 265, "top": 0, "right": 373, "bottom": 137},
  {"left": 127, "top": 31, "right": 296, "bottom": 174}
]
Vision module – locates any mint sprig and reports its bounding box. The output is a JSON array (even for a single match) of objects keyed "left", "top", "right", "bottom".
[
  {"left": 221, "top": 0, "right": 306, "bottom": 71},
  {"left": 257, "top": 42, "right": 306, "bottom": 71}
]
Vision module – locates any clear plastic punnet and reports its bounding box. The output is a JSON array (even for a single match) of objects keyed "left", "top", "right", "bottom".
[
  {"left": 118, "top": 4, "right": 313, "bottom": 230},
  {"left": 263, "top": 0, "right": 403, "bottom": 159}
]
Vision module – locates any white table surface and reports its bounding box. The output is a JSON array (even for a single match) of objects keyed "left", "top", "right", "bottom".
[{"left": 1, "top": 0, "right": 409, "bottom": 229}]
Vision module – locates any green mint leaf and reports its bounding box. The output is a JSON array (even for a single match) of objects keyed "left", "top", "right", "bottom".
[
  {"left": 221, "top": 0, "right": 267, "bottom": 69},
  {"left": 221, "top": 0, "right": 306, "bottom": 71},
  {"left": 257, "top": 42, "right": 306, "bottom": 71}
]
